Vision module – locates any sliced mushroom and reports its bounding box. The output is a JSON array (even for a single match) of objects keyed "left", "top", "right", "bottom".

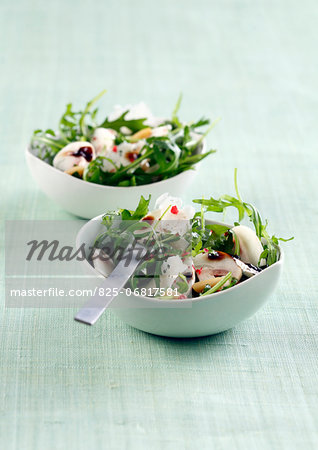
[
  {"left": 91, "top": 248, "right": 115, "bottom": 278},
  {"left": 233, "top": 257, "right": 262, "bottom": 278},
  {"left": 193, "top": 276, "right": 226, "bottom": 294},
  {"left": 91, "top": 128, "right": 116, "bottom": 156},
  {"left": 53, "top": 141, "right": 95, "bottom": 173},
  {"left": 64, "top": 165, "right": 84, "bottom": 176},
  {"left": 231, "top": 225, "right": 264, "bottom": 267},
  {"left": 193, "top": 251, "right": 242, "bottom": 282}
]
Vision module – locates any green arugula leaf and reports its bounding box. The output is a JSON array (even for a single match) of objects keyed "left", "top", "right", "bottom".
[
  {"left": 99, "top": 111, "right": 148, "bottom": 133},
  {"left": 189, "top": 117, "right": 210, "bottom": 129},
  {"left": 130, "top": 195, "right": 151, "bottom": 220}
]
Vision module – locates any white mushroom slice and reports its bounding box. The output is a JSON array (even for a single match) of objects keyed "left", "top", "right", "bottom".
[
  {"left": 233, "top": 257, "right": 262, "bottom": 278},
  {"left": 91, "top": 248, "right": 115, "bottom": 278},
  {"left": 231, "top": 225, "right": 264, "bottom": 267},
  {"left": 91, "top": 128, "right": 116, "bottom": 155},
  {"left": 53, "top": 142, "right": 95, "bottom": 172},
  {"left": 193, "top": 251, "right": 242, "bottom": 281}
]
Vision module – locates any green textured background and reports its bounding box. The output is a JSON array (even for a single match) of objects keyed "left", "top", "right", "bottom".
[{"left": 1, "top": 0, "right": 318, "bottom": 448}]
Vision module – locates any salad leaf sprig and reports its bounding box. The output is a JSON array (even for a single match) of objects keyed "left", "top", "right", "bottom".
[
  {"left": 193, "top": 169, "right": 293, "bottom": 266},
  {"left": 99, "top": 111, "right": 148, "bottom": 133},
  {"left": 31, "top": 90, "right": 107, "bottom": 164},
  {"left": 78, "top": 89, "right": 107, "bottom": 138}
]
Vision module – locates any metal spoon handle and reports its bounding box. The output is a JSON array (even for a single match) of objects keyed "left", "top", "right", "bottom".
[{"left": 74, "top": 246, "right": 144, "bottom": 325}]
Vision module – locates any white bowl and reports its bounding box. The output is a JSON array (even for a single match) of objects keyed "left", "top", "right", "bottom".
[
  {"left": 26, "top": 140, "right": 206, "bottom": 219},
  {"left": 76, "top": 215, "right": 284, "bottom": 338}
]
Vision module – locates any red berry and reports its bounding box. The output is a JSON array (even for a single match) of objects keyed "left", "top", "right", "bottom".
[{"left": 170, "top": 205, "right": 179, "bottom": 215}]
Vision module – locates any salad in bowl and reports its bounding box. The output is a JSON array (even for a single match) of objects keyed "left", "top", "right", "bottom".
[
  {"left": 27, "top": 91, "right": 215, "bottom": 218},
  {"left": 76, "top": 172, "right": 292, "bottom": 336},
  {"left": 30, "top": 90, "right": 215, "bottom": 187},
  {"left": 88, "top": 170, "right": 291, "bottom": 301}
]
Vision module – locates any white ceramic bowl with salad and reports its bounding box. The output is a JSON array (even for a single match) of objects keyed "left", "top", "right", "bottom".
[
  {"left": 26, "top": 91, "right": 213, "bottom": 218},
  {"left": 75, "top": 174, "right": 292, "bottom": 337}
]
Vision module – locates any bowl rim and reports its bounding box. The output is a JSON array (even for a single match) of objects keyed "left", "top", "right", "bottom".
[
  {"left": 76, "top": 214, "right": 284, "bottom": 306},
  {"left": 26, "top": 137, "right": 206, "bottom": 191}
]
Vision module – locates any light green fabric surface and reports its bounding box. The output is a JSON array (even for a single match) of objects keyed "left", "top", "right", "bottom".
[{"left": 1, "top": 0, "right": 318, "bottom": 448}]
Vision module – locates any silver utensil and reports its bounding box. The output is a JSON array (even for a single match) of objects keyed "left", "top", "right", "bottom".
[{"left": 74, "top": 244, "right": 146, "bottom": 325}]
